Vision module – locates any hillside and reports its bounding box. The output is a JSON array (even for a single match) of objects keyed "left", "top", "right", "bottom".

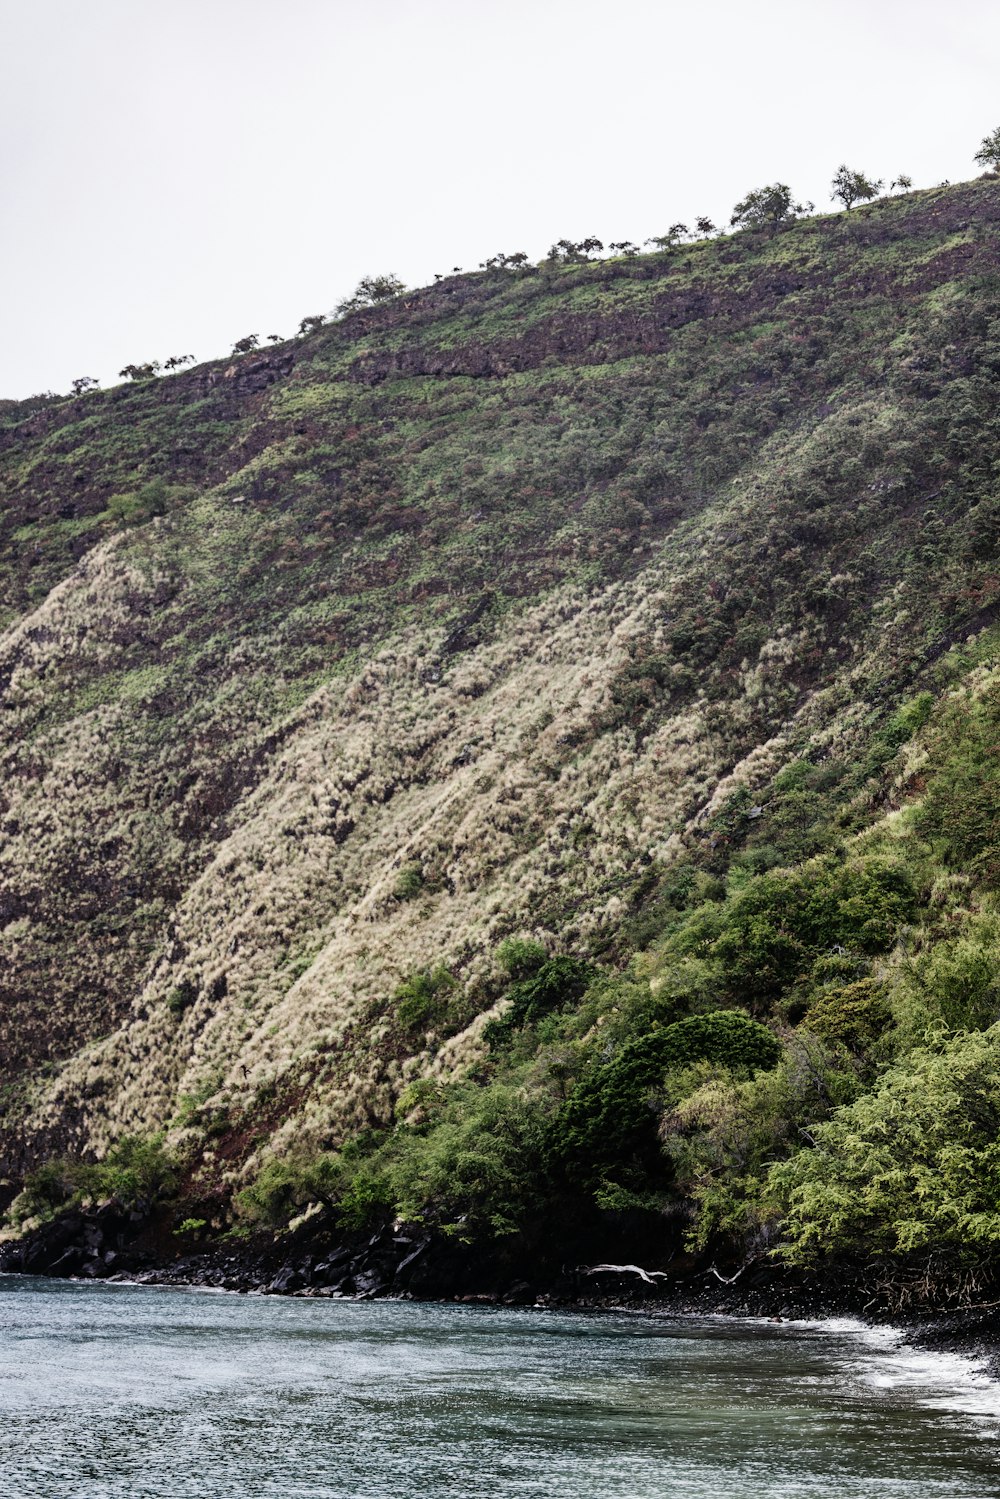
[{"left": 5, "top": 178, "right": 1000, "bottom": 1299}]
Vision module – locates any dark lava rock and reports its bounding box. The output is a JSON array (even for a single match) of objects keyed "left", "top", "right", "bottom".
[
  {"left": 267, "top": 1265, "right": 305, "bottom": 1294},
  {"left": 503, "top": 1281, "right": 535, "bottom": 1305}
]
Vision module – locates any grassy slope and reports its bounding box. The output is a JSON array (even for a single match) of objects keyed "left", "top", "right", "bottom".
[{"left": 3, "top": 180, "right": 1000, "bottom": 1257}]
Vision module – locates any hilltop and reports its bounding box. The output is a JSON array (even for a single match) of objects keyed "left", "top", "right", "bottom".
[{"left": 5, "top": 178, "right": 1000, "bottom": 1307}]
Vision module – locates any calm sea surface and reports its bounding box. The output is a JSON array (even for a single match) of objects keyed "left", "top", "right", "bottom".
[{"left": 1, "top": 1275, "right": 998, "bottom": 1497}]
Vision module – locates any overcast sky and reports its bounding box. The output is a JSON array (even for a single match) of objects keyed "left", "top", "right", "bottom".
[{"left": 3, "top": 0, "right": 1000, "bottom": 398}]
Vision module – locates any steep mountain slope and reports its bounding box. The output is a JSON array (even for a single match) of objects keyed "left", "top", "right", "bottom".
[{"left": 4, "top": 180, "right": 1000, "bottom": 1278}]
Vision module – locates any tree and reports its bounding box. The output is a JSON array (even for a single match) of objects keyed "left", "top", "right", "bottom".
[
  {"left": 297, "top": 314, "right": 326, "bottom": 335},
  {"left": 646, "top": 223, "right": 689, "bottom": 251},
  {"left": 891, "top": 174, "right": 913, "bottom": 193},
  {"left": 974, "top": 126, "right": 1000, "bottom": 173},
  {"left": 479, "top": 250, "right": 531, "bottom": 272},
  {"left": 608, "top": 240, "right": 640, "bottom": 257},
  {"left": 730, "top": 183, "right": 812, "bottom": 235},
  {"left": 162, "top": 354, "right": 194, "bottom": 371},
  {"left": 266, "top": 333, "right": 283, "bottom": 343},
  {"left": 769, "top": 1027, "right": 1000, "bottom": 1272},
  {"left": 118, "top": 361, "right": 160, "bottom": 381},
  {"left": 546, "top": 238, "right": 604, "bottom": 263},
  {"left": 70, "top": 376, "right": 98, "bottom": 396},
  {"left": 694, "top": 216, "right": 716, "bottom": 238},
  {"left": 335, "top": 274, "right": 406, "bottom": 316},
  {"left": 231, "top": 334, "right": 259, "bottom": 355},
  {"left": 831, "top": 164, "right": 884, "bottom": 211}
]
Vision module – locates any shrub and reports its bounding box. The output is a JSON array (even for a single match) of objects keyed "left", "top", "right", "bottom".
[
  {"left": 8, "top": 1160, "right": 77, "bottom": 1225},
  {"left": 554, "top": 1011, "right": 782, "bottom": 1181},
  {"left": 167, "top": 978, "right": 198, "bottom": 1015},
  {"left": 864, "top": 691, "right": 934, "bottom": 772},
  {"left": 7, "top": 1135, "right": 177, "bottom": 1225},
  {"left": 387, "top": 1082, "right": 549, "bottom": 1239},
  {"left": 394, "top": 965, "right": 455, "bottom": 1031},
  {"left": 484, "top": 955, "right": 594, "bottom": 1048},
  {"left": 916, "top": 684, "right": 1000, "bottom": 886},
  {"left": 108, "top": 478, "right": 192, "bottom": 530},
  {"left": 495, "top": 937, "right": 547, "bottom": 979},
  {"left": 803, "top": 979, "right": 891, "bottom": 1047},
  {"left": 707, "top": 858, "right": 916, "bottom": 1005},
  {"left": 394, "top": 861, "right": 424, "bottom": 900},
  {"left": 770, "top": 1027, "right": 1000, "bottom": 1266},
  {"left": 890, "top": 912, "right": 1000, "bottom": 1042},
  {"left": 662, "top": 1035, "right": 859, "bottom": 1248},
  {"left": 81, "top": 1134, "right": 178, "bottom": 1211},
  {"left": 240, "top": 1084, "right": 545, "bottom": 1241},
  {"left": 237, "top": 1152, "right": 391, "bottom": 1230},
  {"left": 175, "top": 1217, "right": 207, "bottom": 1236},
  {"left": 237, "top": 1159, "right": 311, "bottom": 1225}
]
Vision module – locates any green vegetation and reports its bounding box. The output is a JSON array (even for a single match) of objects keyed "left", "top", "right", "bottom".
[
  {"left": 10, "top": 1136, "right": 177, "bottom": 1225},
  {"left": 831, "top": 165, "right": 884, "bottom": 211},
  {"left": 974, "top": 126, "right": 1000, "bottom": 174},
  {"left": 394, "top": 965, "right": 456, "bottom": 1031},
  {"left": 771, "top": 1028, "right": 1000, "bottom": 1267},
  {"left": 729, "top": 182, "right": 811, "bottom": 232},
  {"left": 224, "top": 672, "right": 1000, "bottom": 1296},
  {"left": 7, "top": 172, "right": 1000, "bottom": 1307}
]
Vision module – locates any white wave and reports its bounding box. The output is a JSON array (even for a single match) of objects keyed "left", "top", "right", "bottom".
[{"left": 792, "top": 1315, "right": 1000, "bottom": 1424}]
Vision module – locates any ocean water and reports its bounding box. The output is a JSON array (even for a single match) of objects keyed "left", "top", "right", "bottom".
[{"left": 0, "top": 1276, "right": 998, "bottom": 1498}]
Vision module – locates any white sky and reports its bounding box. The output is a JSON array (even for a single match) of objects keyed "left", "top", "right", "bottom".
[{"left": 3, "top": 0, "right": 1000, "bottom": 398}]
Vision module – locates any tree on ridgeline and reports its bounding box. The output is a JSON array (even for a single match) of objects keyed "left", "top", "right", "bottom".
[
  {"left": 479, "top": 251, "right": 531, "bottom": 272},
  {"left": 546, "top": 238, "right": 604, "bottom": 263},
  {"left": 231, "top": 334, "right": 260, "bottom": 355},
  {"left": 831, "top": 164, "right": 884, "bottom": 210},
  {"left": 335, "top": 274, "right": 406, "bottom": 315},
  {"left": 646, "top": 223, "right": 689, "bottom": 251},
  {"left": 891, "top": 174, "right": 913, "bottom": 192},
  {"left": 297, "top": 314, "right": 326, "bottom": 335},
  {"left": 70, "top": 376, "right": 99, "bottom": 396},
  {"left": 162, "top": 355, "right": 194, "bottom": 371},
  {"left": 118, "top": 361, "right": 160, "bottom": 380},
  {"left": 730, "top": 183, "right": 812, "bottom": 235},
  {"left": 974, "top": 126, "right": 1000, "bottom": 173}
]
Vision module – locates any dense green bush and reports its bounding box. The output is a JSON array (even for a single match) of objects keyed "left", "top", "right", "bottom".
[
  {"left": 495, "top": 937, "right": 548, "bottom": 979},
  {"left": 770, "top": 1027, "right": 1000, "bottom": 1264},
  {"left": 393, "top": 862, "right": 424, "bottom": 900},
  {"left": 890, "top": 912, "right": 1000, "bottom": 1041},
  {"left": 554, "top": 1011, "right": 782, "bottom": 1181},
  {"left": 167, "top": 978, "right": 198, "bottom": 1016},
  {"left": 394, "top": 964, "right": 455, "bottom": 1031},
  {"left": 8, "top": 1135, "right": 177, "bottom": 1225},
  {"left": 484, "top": 955, "right": 594, "bottom": 1048},
  {"left": 917, "top": 684, "right": 1000, "bottom": 886},
  {"left": 662, "top": 1035, "right": 860, "bottom": 1248},
  {"left": 387, "top": 1082, "right": 550, "bottom": 1238},
  {"left": 8, "top": 1160, "right": 78, "bottom": 1225},
  {"left": 803, "top": 979, "right": 892, "bottom": 1047},
  {"left": 706, "top": 858, "right": 917, "bottom": 1005},
  {"left": 237, "top": 1149, "right": 392, "bottom": 1230},
  {"left": 240, "top": 1082, "right": 548, "bottom": 1241}
]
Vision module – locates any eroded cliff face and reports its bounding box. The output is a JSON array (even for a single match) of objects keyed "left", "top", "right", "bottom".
[{"left": 4, "top": 178, "right": 1000, "bottom": 1193}]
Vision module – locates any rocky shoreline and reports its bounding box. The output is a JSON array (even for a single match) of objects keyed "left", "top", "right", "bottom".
[{"left": 3, "top": 1204, "right": 999, "bottom": 1378}]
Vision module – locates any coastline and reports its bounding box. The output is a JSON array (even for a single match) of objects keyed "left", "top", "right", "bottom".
[{"left": 4, "top": 1206, "right": 999, "bottom": 1381}]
